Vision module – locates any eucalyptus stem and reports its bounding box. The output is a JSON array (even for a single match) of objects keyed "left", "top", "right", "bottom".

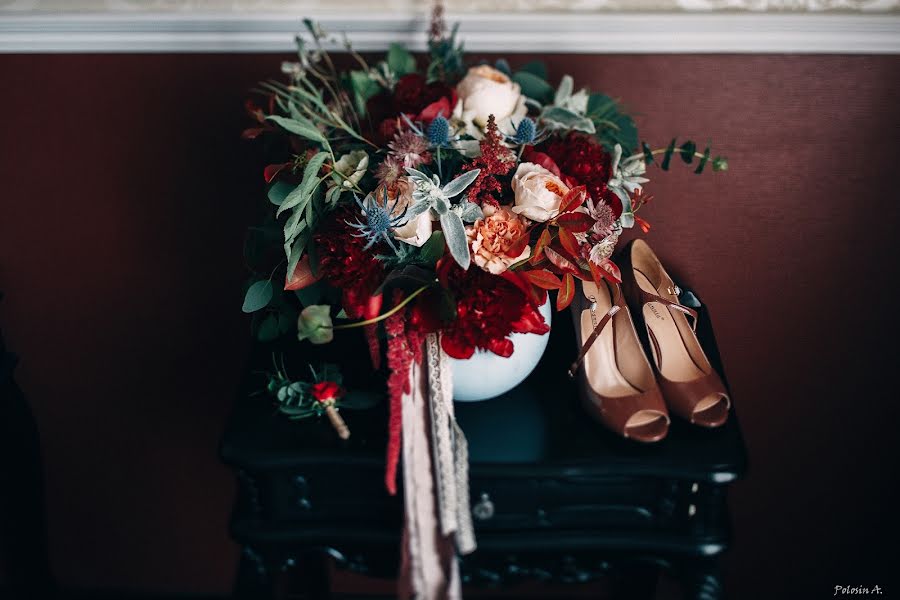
[
  {"left": 331, "top": 285, "right": 429, "bottom": 330},
  {"left": 645, "top": 148, "right": 707, "bottom": 160}
]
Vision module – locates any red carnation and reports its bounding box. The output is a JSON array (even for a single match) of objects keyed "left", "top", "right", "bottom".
[
  {"left": 541, "top": 133, "right": 622, "bottom": 217},
  {"left": 436, "top": 259, "right": 549, "bottom": 360},
  {"left": 311, "top": 381, "right": 343, "bottom": 404},
  {"left": 313, "top": 208, "right": 386, "bottom": 318}
]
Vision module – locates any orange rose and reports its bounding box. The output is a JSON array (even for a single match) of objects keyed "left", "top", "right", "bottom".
[{"left": 466, "top": 205, "right": 531, "bottom": 274}]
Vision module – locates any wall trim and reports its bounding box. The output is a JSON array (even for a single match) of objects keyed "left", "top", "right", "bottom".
[{"left": 1, "top": 12, "right": 899, "bottom": 54}]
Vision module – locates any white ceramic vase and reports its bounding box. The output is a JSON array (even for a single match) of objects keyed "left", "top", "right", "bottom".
[{"left": 449, "top": 299, "right": 553, "bottom": 402}]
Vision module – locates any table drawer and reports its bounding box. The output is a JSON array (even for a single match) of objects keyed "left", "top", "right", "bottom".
[{"left": 468, "top": 475, "right": 686, "bottom": 533}]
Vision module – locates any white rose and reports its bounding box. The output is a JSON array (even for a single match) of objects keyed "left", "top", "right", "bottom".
[
  {"left": 511, "top": 162, "right": 570, "bottom": 223},
  {"left": 456, "top": 65, "right": 524, "bottom": 128},
  {"left": 333, "top": 150, "right": 368, "bottom": 188},
  {"left": 379, "top": 179, "right": 433, "bottom": 247}
]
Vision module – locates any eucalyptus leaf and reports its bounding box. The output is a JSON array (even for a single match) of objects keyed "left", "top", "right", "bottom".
[
  {"left": 267, "top": 180, "right": 294, "bottom": 206},
  {"left": 265, "top": 115, "right": 325, "bottom": 143},
  {"left": 257, "top": 313, "right": 280, "bottom": 341},
  {"left": 512, "top": 71, "right": 554, "bottom": 104},
  {"left": 440, "top": 211, "right": 470, "bottom": 270},
  {"left": 242, "top": 280, "right": 273, "bottom": 313}
]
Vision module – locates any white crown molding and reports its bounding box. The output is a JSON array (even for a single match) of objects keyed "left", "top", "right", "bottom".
[{"left": 1, "top": 12, "right": 898, "bottom": 53}]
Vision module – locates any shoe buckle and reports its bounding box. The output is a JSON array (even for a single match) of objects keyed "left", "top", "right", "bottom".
[{"left": 667, "top": 285, "right": 681, "bottom": 296}]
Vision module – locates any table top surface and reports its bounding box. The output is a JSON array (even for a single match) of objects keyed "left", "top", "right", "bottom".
[{"left": 221, "top": 299, "right": 748, "bottom": 483}]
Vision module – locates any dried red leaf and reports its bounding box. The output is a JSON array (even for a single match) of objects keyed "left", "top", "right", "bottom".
[
  {"left": 558, "top": 227, "right": 583, "bottom": 261},
  {"left": 558, "top": 185, "right": 588, "bottom": 214},
  {"left": 590, "top": 258, "right": 622, "bottom": 285},
  {"left": 529, "top": 227, "right": 552, "bottom": 265},
  {"left": 284, "top": 255, "right": 321, "bottom": 291},
  {"left": 264, "top": 162, "right": 291, "bottom": 183},
  {"left": 556, "top": 273, "right": 576, "bottom": 311},
  {"left": 506, "top": 230, "right": 532, "bottom": 260},
  {"left": 521, "top": 269, "right": 563, "bottom": 290},
  {"left": 554, "top": 211, "right": 595, "bottom": 233},
  {"left": 544, "top": 247, "right": 581, "bottom": 277}
]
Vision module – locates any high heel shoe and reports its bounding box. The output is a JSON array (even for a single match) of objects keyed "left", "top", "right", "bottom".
[
  {"left": 619, "top": 239, "right": 731, "bottom": 428},
  {"left": 569, "top": 279, "right": 670, "bottom": 443}
]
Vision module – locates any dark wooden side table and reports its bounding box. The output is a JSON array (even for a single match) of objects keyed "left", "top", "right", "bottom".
[{"left": 220, "top": 302, "right": 748, "bottom": 600}]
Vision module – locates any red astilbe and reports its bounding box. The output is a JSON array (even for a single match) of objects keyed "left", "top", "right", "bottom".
[
  {"left": 384, "top": 292, "right": 414, "bottom": 496},
  {"left": 437, "top": 258, "right": 549, "bottom": 359},
  {"left": 463, "top": 115, "right": 517, "bottom": 206}
]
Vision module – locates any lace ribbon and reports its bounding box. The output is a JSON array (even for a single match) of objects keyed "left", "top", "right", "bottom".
[{"left": 399, "top": 334, "right": 475, "bottom": 600}]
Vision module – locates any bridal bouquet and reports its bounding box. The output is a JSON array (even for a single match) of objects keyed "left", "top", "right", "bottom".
[{"left": 242, "top": 14, "right": 725, "bottom": 479}]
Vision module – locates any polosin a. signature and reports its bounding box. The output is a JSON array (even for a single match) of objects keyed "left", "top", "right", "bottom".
[{"left": 834, "top": 585, "right": 883, "bottom": 596}]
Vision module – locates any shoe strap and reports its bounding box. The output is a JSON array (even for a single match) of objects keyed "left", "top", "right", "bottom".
[
  {"left": 639, "top": 286, "right": 698, "bottom": 332},
  {"left": 568, "top": 300, "right": 622, "bottom": 379}
]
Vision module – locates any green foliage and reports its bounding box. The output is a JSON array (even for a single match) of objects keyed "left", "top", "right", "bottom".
[
  {"left": 427, "top": 22, "right": 465, "bottom": 83},
  {"left": 265, "top": 115, "right": 325, "bottom": 144},
  {"left": 242, "top": 280, "right": 273, "bottom": 313},
  {"left": 518, "top": 61, "right": 548, "bottom": 80},
  {"left": 377, "top": 231, "right": 446, "bottom": 270},
  {"left": 512, "top": 71, "right": 554, "bottom": 104},
  {"left": 642, "top": 137, "right": 728, "bottom": 175},
  {"left": 586, "top": 94, "right": 639, "bottom": 154},
  {"left": 267, "top": 180, "right": 294, "bottom": 206},
  {"left": 349, "top": 70, "right": 381, "bottom": 116},
  {"left": 387, "top": 43, "right": 417, "bottom": 76}
]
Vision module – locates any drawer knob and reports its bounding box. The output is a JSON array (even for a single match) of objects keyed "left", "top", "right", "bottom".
[{"left": 472, "top": 493, "right": 494, "bottom": 521}]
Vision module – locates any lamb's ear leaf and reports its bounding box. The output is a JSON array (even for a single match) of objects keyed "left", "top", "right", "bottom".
[
  {"left": 554, "top": 75, "right": 574, "bottom": 106},
  {"left": 440, "top": 211, "right": 470, "bottom": 270},
  {"left": 441, "top": 169, "right": 480, "bottom": 198}
]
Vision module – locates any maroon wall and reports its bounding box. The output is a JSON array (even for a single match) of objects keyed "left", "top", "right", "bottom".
[{"left": 1, "top": 53, "right": 899, "bottom": 598}]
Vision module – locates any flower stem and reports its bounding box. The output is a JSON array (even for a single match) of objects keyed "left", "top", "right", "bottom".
[{"left": 331, "top": 285, "right": 429, "bottom": 330}]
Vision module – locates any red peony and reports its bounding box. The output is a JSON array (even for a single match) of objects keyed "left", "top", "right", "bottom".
[
  {"left": 312, "top": 381, "right": 343, "bottom": 404},
  {"left": 313, "top": 208, "right": 386, "bottom": 318},
  {"left": 541, "top": 133, "right": 622, "bottom": 217},
  {"left": 435, "top": 259, "right": 549, "bottom": 359}
]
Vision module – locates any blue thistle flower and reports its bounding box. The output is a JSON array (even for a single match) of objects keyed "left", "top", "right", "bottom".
[
  {"left": 512, "top": 118, "right": 536, "bottom": 145},
  {"left": 427, "top": 116, "right": 451, "bottom": 147},
  {"left": 346, "top": 188, "right": 408, "bottom": 252}
]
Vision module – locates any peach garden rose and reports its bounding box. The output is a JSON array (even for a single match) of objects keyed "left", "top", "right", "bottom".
[
  {"left": 456, "top": 65, "right": 525, "bottom": 128},
  {"left": 511, "top": 162, "right": 570, "bottom": 223},
  {"left": 466, "top": 204, "right": 531, "bottom": 274}
]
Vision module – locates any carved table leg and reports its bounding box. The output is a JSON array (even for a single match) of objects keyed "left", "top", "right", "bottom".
[{"left": 677, "top": 558, "right": 723, "bottom": 600}]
